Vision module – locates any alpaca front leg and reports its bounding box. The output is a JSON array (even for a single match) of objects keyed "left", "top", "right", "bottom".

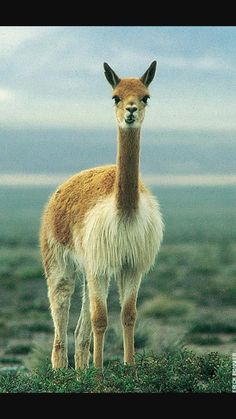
[
  {"left": 47, "top": 275, "right": 75, "bottom": 369},
  {"left": 91, "top": 297, "right": 108, "bottom": 369},
  {"left": 122, "top": 297, "right": 137, "bottom": 365},
  {"left": 86, "top": 272, "right": 109, "bottom": 369},
  {"left": 118, "top": 274, "right": 142, "bottom": 365}
]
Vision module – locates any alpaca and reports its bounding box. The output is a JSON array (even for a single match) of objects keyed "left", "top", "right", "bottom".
[{"left": 40, "top": 61, "right": 164, "bottom": 370}]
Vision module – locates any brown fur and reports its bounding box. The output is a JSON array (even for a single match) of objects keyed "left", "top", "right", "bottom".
[
  {"left": 41, "top": 166, "right": 116, "bottom": 248},
  {"left": 113, "top": 78, "right": 150, "bottom": 99},
  {"left": 115, "top": 127, "right": 141, "bottom": 213}
]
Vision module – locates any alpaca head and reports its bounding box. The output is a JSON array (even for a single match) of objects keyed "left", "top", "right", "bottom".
[{"left": 104, "top": 61, "right": 157, "bottom": 129}]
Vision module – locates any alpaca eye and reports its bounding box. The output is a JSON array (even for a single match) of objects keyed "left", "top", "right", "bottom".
[
  {"left": 112, "top": 95, "right": 121, "bottom": 105},
  {"left": 142, "top": 95, "right": 150, "bottom": 104}
]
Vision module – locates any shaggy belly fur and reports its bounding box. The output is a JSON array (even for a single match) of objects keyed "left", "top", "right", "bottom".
[{"left": 76, "top": 193, "right": 164, "bottom": 278}]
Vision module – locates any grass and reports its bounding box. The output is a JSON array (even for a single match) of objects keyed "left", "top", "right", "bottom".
[
  {"left": 140, "top": 295, "right": 193, "bottom": 319},
  {"left": 0, "top": 349, "right": 232, "bottom": 393},
  {"left": 186, "top": 335, "right": 224, "bottom": 346},
  {"left": 189, "top": 319, "right": 236, "bottom": 335}
]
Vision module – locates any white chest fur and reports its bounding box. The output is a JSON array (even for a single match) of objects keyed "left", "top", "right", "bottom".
[{"left": 80, "top": 193, "right": 164, "bottom": 278}]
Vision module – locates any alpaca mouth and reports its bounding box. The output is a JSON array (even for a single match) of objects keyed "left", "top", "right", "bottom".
[{"left": 125, "top": 116, "right": 135, "bottom": 124}]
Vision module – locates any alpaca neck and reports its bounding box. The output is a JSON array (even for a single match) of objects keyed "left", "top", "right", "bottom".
[{"left": 115, "top": 127, "right": 141, "bottom": 214}]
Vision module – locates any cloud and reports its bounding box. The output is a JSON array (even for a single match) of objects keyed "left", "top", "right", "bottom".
[
  {"left": 148, "top": 94, "right": 236, "bottom": 130},
  {"left": 0, "top": 88, "right": 13, "bottom": 101},
  {"left": 0, "top": 90, "right": 112, "bottom": 129},
  {"left": 0, "top": 26, "right": 48, "bottom": 56},
  {"left": 160, "top": 54, "right": 232, "bottom": 72}
]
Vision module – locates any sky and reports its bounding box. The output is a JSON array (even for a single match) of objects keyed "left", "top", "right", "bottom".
[{"left": 0, "top": 26, "right": 236, "bottom": 131}]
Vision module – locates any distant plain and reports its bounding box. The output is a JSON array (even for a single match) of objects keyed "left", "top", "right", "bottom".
[{"left": 0, "top": 183, "right": 235, "bottom": 370}]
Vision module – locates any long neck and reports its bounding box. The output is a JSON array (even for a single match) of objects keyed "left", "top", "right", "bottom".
[{"left": 115, "top": 127, "right": 141, "bottom": 214}]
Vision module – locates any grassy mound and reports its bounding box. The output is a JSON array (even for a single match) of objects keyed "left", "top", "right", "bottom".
[{"left": 0, "top": 349, "right": 231, "bottom": 393}]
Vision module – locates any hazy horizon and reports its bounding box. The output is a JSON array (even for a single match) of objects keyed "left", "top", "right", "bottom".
[{"left": 0, "top": 128, "right": 236, "bottom": 183}]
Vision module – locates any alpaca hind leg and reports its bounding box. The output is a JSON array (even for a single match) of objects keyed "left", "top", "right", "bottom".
[
  {"left": 74, "top": 278, "right": 92, "bottom": 370},
  {"left": 47, "top": 273, "right": 75, "bottom": 369},
  {"left": 117, "top": 272, "right": 142, "bottom": 365}
]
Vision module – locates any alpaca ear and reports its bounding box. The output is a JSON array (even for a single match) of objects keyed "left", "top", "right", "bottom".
[
  {"left": 104, "top": 63, "right": 121, "bottom": 88},
  {"left": 140, "top": 61, "right": 157, "bottom": 86}
]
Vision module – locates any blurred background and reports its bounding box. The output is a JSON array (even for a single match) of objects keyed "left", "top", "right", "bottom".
[{"left": 0, "top": 26, "right": 236, "bottom": 369}]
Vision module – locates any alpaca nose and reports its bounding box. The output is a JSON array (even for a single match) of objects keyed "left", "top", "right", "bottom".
[{"left": 126, "top": 106, "right": 137, "bottom": 114}]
